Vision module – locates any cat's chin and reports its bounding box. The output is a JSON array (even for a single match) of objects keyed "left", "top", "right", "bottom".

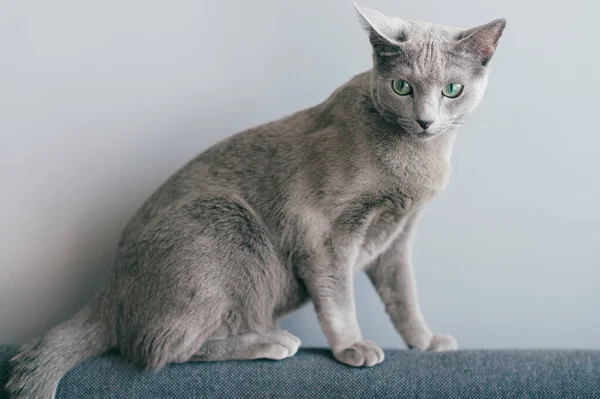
[{"left": 408, "top": 130, "right": 444, "bottom": 140}]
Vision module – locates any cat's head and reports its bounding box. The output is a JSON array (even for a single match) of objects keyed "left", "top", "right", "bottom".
[{"left": 355, "top": 3, "right": 505, "bottom": 138}]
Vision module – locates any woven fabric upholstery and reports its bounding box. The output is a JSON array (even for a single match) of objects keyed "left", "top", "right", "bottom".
[{"left": 1, "top": 345, "right": 599, "bottom": 398}]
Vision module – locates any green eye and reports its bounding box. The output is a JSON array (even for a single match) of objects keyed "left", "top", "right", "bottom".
[
  {"left": 442, "top": 83, "right": 464, "bottom": 98},
  {"left": 392, "top": 79, "right": 413, "bottom": 96}
]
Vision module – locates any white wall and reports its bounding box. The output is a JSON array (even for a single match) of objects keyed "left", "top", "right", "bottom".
[{"left": 1, "top": 0, "right": 599, "bottom": 349}]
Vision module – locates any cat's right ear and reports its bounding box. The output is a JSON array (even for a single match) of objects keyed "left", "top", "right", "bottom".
[{"left": 353, "top": 3, "right": 404, "bottom": 56}]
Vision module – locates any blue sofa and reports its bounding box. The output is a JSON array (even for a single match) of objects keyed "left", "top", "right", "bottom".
[{"left": 1, "top": 345, "right": 599, "bottom": 398}]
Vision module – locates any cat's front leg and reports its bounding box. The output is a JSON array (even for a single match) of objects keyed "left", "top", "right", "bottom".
[
  {"left": 366, "top": 213, "right": 457, "bottom": 352},
  {"left": 298, "top": 247, "right": 384, "bottom": 367}
]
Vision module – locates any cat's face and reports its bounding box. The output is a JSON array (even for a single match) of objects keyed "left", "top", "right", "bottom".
[{"left": 355, "top": 4, "right": 505, "bottom": 138}]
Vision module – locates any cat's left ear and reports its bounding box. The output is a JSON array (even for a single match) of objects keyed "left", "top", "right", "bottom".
[
  {"left": 455, "top": 19, "right": 507, "bottom": 66},
  {"left": 354, "top": 3, "right": 404, "bottom": 56}
]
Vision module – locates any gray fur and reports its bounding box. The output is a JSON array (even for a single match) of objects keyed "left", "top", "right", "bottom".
[{"left": 6, "top": 4, "right": 505, "bottom": 398}]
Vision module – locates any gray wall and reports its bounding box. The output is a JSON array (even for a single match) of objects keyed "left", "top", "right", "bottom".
[{"left": 1, "top": 0, "right": 599, "bottom": 349}]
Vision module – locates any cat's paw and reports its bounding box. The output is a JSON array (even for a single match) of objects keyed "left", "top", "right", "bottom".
[
  {"left": 413, "top": 333, "right": 457, "bottom": 352},
  {"left": 426, "top": 333, "right": 457, "bottom": 352},
  {"left": 407, "top": 332, "right": 457, "bottom": 352},
  {"left": 333, "top": 340, "right": 385, "bottom": 367}
]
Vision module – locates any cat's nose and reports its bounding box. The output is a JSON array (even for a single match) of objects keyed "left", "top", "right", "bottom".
[{"left": 417, "top": 119, "right": 434, "bottom": 130}]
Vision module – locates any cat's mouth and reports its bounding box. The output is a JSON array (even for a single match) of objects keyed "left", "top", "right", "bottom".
[{"left": 410, "top": 129, "right": 441, "bottom": 140}]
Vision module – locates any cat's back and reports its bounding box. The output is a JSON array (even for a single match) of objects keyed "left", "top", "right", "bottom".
[
  {"left": 120, "top": 90, "right": 341, "bottom": 239},
  {"left": 134, "top": 73, "right": 372, "bottom": 218}
]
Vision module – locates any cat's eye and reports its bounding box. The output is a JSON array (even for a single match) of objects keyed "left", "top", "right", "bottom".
[
  {"left": 442, "top": 83, "right": 464, "bottom": 98},
  {"left": 392, "top": 79, "right": 413, "bottom": 96}
]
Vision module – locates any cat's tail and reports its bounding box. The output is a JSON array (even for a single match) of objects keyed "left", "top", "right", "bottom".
[{"left": 6, "top": 304, "right": 111, "bottom": 399}]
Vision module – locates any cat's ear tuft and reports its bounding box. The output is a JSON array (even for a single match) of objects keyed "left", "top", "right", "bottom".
[
  {"left": 455, "top": 19, "right": 506, "bottom": 66},
  {"left": 353, "top": 3, "right": 404, "bottom": 56}
]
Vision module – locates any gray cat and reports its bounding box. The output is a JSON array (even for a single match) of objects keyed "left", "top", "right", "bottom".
[{"left": 7, "top": 3, "right": 505, "bottom": 398}]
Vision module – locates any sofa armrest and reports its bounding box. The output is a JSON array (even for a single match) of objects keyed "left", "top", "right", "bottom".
[{"left": 2, "top": 345, "right": 599, "bottom": 398}]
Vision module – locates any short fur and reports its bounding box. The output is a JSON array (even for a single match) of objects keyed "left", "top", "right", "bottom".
[{"left": 7, "top": 4, "right": 505, "bottom": 398}]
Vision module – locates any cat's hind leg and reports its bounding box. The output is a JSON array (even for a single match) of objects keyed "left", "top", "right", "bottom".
[
  {"left": 115, "top": 193, "right": 301, "bottom": 368},
  {"left": 189, "top": 329, "right": 301, "bottom": 362}
]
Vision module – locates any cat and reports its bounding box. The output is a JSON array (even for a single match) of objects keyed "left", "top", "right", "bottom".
[{"left": 7, "top": 3, "right": 505, "bottom": 398}]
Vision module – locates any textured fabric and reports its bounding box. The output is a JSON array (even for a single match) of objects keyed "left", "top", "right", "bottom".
[{"left": 1, "top": 345, "right": 600, "bottom": 398}]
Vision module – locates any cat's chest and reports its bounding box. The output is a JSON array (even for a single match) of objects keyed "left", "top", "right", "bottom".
[
  {"left": 352, "top": 160, "right": 451, "bottom": 270},
  {"left": 394, "top": 154, "right": 451, "bottom": 202},
  {"left": 379, "top": 135, "right": 454, "bottom": 203}
]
